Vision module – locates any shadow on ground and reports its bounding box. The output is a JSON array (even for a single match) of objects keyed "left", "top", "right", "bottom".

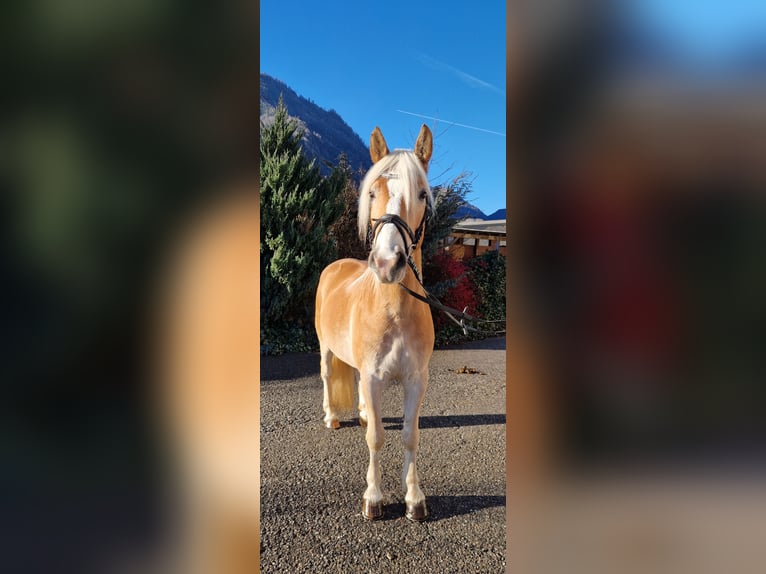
[
  {"left": 260, "top": 352, "right": 319, "bottom": 381},
  {"left": 370, "top": 495, "right": 505, "bottom": 523},
  {"left": 382, "top": 414, "right": 505, "bottom": 430},
  {"left": 260, "top": 337, "right": 507, "bottom": 381},
  {"left": 436, "top": 336, "right": 506, "bottom": 351}
]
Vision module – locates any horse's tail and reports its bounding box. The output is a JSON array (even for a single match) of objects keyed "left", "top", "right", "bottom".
[{"left": 328, "top": 355, "right": 355, "bottom": 414}]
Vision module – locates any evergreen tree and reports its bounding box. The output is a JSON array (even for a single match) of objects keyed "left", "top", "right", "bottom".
[{"left": 260, "top": 97, "right": 345, "bottom": 329}]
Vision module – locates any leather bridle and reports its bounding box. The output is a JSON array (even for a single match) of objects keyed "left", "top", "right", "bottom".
[{"left": 367, "top": 212, "right": 427, "bottom": 283}]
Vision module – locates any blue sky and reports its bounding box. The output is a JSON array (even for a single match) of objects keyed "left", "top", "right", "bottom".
[{"left": 260, "top": 1, "right": 506, "bottom": 216}]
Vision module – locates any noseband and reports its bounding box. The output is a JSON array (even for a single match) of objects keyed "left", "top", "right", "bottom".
[
  {"left": 366, "top": 171, "right": 427, "bottom": 267},
  {"left": 368, "top": 213, "right": 426, "bottom": 256},
  {"left": 367, "top": 212, "right": 426, "bottom": 286}
]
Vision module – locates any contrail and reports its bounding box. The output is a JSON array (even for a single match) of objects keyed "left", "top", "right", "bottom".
[
  {"left": 416, "top": 53, "right": 505, "bottom": 95},
  {"left": 396, "top": 110, "right": 506, "bottom": 137}
]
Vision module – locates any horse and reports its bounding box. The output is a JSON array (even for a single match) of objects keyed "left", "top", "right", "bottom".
[{"left": 315, "top": 124, "right": 435, "bottom": 522}]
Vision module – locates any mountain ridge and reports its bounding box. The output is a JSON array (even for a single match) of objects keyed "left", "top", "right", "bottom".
[
  {"left": 260, "top": 74, "right": 371, "bottom": 176},
  {"left": 454, "top": 205, "right": 506, "bottom": 221}
]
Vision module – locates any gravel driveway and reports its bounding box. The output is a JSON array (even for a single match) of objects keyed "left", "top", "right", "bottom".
[{"left": 260, "top": 337, "right": 506, "bottom": 573}]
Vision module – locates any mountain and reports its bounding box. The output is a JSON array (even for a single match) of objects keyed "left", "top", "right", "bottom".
[
  {"left": 485, "top": 208, "right": 506, "bottom": 220},
  {"left": 260, "top": 74, "right": 372, "bottom": 177},
  {"left": 454, "top": 204, "right": 506, "bottom": 221},
  {"left": 455, "top": 203, "right": 487, "bottom": 220}
]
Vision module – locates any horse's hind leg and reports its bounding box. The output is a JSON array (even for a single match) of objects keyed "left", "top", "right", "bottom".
[
  {"left": 320, "top": 344, "right": 340, "bottom": 429},
  {"left": 401, "top": 371, "right": 428, "bottom": 521}
]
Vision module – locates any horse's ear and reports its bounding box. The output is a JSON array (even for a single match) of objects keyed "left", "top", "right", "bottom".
[
  {"left": 414, "top": 124, "right": 432, "bottom": 171},
  {"left": 370, "top": 127, "right": 389, "bottom": 163}
]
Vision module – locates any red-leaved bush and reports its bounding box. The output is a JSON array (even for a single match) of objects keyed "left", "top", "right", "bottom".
[{"left": 423, "top": 253, "right": 479, "bottom": 331}]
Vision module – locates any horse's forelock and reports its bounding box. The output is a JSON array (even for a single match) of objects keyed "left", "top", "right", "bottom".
[{"left": 357, "top": 150, "right": 433, "bottom": 244}]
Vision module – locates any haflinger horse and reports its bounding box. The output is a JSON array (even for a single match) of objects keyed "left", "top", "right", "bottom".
[{"left": 315, "top": 124, "right": 435, "bottom": 522}]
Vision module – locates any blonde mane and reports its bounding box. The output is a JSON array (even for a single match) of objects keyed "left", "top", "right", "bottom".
[{"left": 357, "top": 150, "right": 433, "bottom": 243}]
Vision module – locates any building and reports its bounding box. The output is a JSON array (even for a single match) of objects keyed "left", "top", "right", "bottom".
[{"left": 441, "top": 218, "right": 507, "bottom": 260}]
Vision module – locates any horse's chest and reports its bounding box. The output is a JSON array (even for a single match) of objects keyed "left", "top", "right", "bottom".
[
  {"left": 372, "top": 335, "right": 424, "bottom": 381},
  {"left": 348, "top": 303, "right": 432, "bottom": 380}
]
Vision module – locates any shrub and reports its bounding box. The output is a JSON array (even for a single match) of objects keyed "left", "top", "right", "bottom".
[
  {"left": 422, "top": 249, "right": 506, "bottom": 346},
  {"left": 468, "top": 250, "right": 506, "bottom": 325},
  {"left": 423, "top": 252, "right": 479, "bottom": 344}
]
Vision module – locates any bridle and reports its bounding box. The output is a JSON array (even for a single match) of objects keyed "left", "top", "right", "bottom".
[
  {"left": 367, "top": 212, "right": 427, "bottom": 284},
  {"left": 366, "top": 171, "right": 428, "bottom": 284},
  {"left": 365, "top": 174, "right": 504, "bottom": 336}
]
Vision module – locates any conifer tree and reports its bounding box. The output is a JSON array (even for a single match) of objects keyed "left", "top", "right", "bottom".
[{"left": 260, "top": 97, "right": 345, "bottom": 328}]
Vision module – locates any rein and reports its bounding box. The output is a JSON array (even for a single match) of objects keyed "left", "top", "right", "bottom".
[{"left": 367, "top": 210, "right": 504, "bottom": 337}]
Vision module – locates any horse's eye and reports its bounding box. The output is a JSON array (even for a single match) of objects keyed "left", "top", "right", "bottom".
[{"left": 419, "top": 190, "right": 427, "bottom": 201}]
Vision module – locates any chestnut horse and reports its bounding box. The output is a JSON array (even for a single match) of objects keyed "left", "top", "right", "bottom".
[{"left": 315, "top": 125, "right": 435, "bottom": 521}]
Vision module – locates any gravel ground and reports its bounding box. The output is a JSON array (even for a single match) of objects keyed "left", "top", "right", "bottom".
[{"left": 260, "top": 337, "right": 506, "bottom": 573}]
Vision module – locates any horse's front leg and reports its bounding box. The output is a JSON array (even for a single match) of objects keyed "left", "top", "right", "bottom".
[
  {"left": 360, "top": 374, "right": 384, "bottom": 520},
  {"left": 402, "top": 370, "right": 428, "bottom": 521},
  {"left": 357, "top": 373, "right": 368, "bottom": 427}
]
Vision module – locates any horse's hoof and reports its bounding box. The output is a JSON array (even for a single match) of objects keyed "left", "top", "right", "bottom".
[
  {"left": 361, "top": 500, "right": 384, "bottom": 520},
  {"left": 325, "top": 418, "right": 340, "bottom": 430},
  {"left": 359, "top": 416, "right": 367, "bottom": 428},
  {"left": 405, "top": 501, "right": 428, "bottom": 522}
]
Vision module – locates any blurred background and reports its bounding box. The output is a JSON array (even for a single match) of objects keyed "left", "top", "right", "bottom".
[
  {"left": 1, "top": 1, "right": 258, "bottom": 572},
  {"left": 511, "top": 1, "right": 766, "bottom": 572},
  {"left": 4, "top": 0, "right": 766, "bottom": 571}
]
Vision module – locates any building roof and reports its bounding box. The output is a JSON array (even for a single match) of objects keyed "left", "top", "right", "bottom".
[{"left": 452, "top": 219, "right": 507, "bottom": 236}]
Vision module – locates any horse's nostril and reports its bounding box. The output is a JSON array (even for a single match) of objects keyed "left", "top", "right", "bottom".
[{"left": 396, "top": 252, "right": 405, "bottom": 268}]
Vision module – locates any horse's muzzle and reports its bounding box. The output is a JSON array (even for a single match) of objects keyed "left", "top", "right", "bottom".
[{"left": 368, "top": 247, "right": 406, "bottom": 284}]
